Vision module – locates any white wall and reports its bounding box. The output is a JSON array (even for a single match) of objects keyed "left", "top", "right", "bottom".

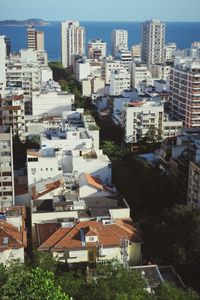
[
  {"left": 0, "top": 248, "right": 24, "bottom": 265},
  {"left": 72, "top": 154, "right": 111, "bottom": 184},
  {"left": 32, "top": 91, "right": 74, "bottom": 117},
  {"left": 41, "top": 68, "right": 53, "bottom": 83},
  {"left": 27, "top": 155, "right": 62, "bottom": 186}
]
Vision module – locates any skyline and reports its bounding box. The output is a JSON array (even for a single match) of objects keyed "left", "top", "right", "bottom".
[{"left": 1, "top": 0, "right": 200, "bottom": 22}]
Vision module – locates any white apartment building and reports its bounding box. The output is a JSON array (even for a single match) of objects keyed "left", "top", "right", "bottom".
[
  {"left": 164, "top": 43, "right": 176, "bottom": 62},
  {"left": 27, "top": 26, "right": 44, "bottom": 51},
  {"left": 131, "top": 61, "right": 151, "bottom": 89},
  {"left": 27, "top": 147, "right": 111, "bottom": 188},
  {"left": 87, "top": 39, "right": 107, "bottom": 59},
  {"left": 150, "top": 64, "right": 171, "bottom": 81},
  {"left": 117, "top": 49, "right": 132, "bottom": 71},
  {"left": 39, "top": 110, "right": 99, "bottom": 150},
  {"left": 6, "top": 49, "right": 53, "bottom": 114},
  {"left": 141, "top": 19, "right": 165, "bottom": 66},
  {"left": 122, "top": 100, "right": 183, "bottom": 143},
  {"left": 112, "top": 29, "right": 128, "bottom": 58},
  {"left": 122, "top": 100, "right": 164, "bottom": 143},
  {"left": 27, "top": 148, "right": 63, "bottom": 186},
  {"left": 32, "top": 90, "right": 74, "bottom": 117},
  {"left": 1, "top": 88, "right": 25, "bottom": 139},
  {"left": 110, "top": 69, "right": 130, "bottom": 96},
  {"left": 102, "top": 57, "right": 122, "bottom": 84},
  {"left": 162, "top": 114, "right": 182, "bottom": 139},
  {"left": 61, "top": 21, "right": 85, "bottom": 68},
  {"left": 0, "top": 127, "right": 15, "bottom": 209},
  {"left": 82, "top": 77, "right": 105, "bottom": 97},
  {"left": 170, "top": 57, "right": 200, "bottom": 128},
  {"left": 75, "top": 59, "right": 102, "bottom": 82},
  {"left": 0, "top": 36, "right": 6, "bottom": 90}
]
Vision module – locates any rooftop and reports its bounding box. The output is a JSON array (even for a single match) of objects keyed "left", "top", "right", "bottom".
[
  {"left": 37, "top": 219, "right": 142, "bottom": 251},
  {"left": 0, "top": 219, "right": 27, "bottom": 252}
]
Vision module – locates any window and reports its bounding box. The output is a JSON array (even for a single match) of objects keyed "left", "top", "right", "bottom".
[
  {"left": 3, "top": 237, "right": 8, "bottom": 245},
  {"left": 28, "top": 157, "right": 38, "bottom": 162},
  {"left": 3, "top": 182, "right": 12, "bottom": 186},
  {"left": 88, "top": 237, "right": 95, "bottom": 242},
  {"left": 31, "top": 168, "right": 36, "bottom": 175},
  {"left": 2, "top": 172, "right": 11, "bottom": 176},
  {"left": 1, "top": 152, "right": 11, "bottom": 156},
  {"left": 3, "top": 192, "right": 12, "bottom": 196}
]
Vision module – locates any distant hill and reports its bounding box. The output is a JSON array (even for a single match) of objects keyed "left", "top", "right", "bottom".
[{"left": 0, "top": 19, "right": 49, "bottom": 26}]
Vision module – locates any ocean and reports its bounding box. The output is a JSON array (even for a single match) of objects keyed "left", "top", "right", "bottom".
[{"left": 0, "top": 21, "right": 200, "bottom": 61}]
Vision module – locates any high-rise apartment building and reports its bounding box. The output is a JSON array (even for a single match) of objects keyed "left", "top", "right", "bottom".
[
  {"left": 0, "top": 126, "right": 15, "bottom": 209},
  {"left": 0, "top": 89, "right": 25, "bottom": 139},
  {"left": 27, "top": 26, "right": 44, "bottom": 51},
  {"left": 112, "top": 29, "right": 128, "bottom": 58},
  {"left": 61, "top": 21, "right": 85, "bottom": 68},
  {"left": 141, "top": 19, "right": 165, "bottom": 66},
  {"left": 0, "top": 36, "right": 6, "bottom": 90},
  {"left": 170, "top": 57, "right": 200, "bottom": 128}
]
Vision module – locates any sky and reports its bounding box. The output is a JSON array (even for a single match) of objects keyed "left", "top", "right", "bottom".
[{"left": 1, "top": 0, "right": 200, "bottom": 22}]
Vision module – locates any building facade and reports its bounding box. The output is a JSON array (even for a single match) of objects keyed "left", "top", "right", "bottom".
[
  {"left": 141, "top": 19, "right": 165, "bottom": 66},
  {"left": 112, "top": 29, "right": 128, "bottom": 58},
  {"left": 0, "top": 36, "right": 6, "bottom": 91},
  {"left": 169, "top": 58, "right": 200, "bottom": 128},
  {"left": 0, "top": 89, "right": 25, "bottom": 139},
  {"left": 61, "top": 21, "right": 85, "bottom": 68},
  {"left": 87, "top": 39, "right": 107, "bottom": 59},
  {"left": 27, "top": 26, "right": 44, "bottom": 51},
  {"left": 0, "top": 127, "right": 15, "bottom": 209},
  {"left": 110, "top": 69, "right": 130, "bottom": 96}
]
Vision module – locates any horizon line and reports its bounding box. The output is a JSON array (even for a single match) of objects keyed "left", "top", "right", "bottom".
[{"left": 0, "top": 18, "right": 200, "bottom": 23}]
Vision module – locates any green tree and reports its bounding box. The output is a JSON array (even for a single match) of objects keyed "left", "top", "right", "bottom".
[
  {"left": 0, "top": 267, "right": 69, "bottom": 300},
  {"left": 101, "top": 140, "right": 120, "bottom": 158},
  {"left": 143, "top": 205, "right": 200, "bottom": 265},
  {"left": 84, "top": 265, "right": 154, "bottom": 300},
  {"left": 156, "top": 282, "right": 199, "bottom": 300},
  {"left": 145, "top": 125, "right": 157, "bottom": 143}
]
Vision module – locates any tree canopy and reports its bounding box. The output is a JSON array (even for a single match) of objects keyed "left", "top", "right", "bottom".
[{"left": 0, "top": 266, "right": 69, "bottom": 300}]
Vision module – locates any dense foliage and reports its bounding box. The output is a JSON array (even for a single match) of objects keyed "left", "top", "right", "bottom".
[
  {"left": 0, "top": 264, "right": 198, "bottom": 300},
  {"left": 0, "top": 265, "right": 69, "bottom": 300}
]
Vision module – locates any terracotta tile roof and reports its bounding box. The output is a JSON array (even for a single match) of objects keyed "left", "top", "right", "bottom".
[
  {"left": 38, "top": 220, "right": 142, "bottom": 252},
  {"left": 0, "top": 220, "right": 27, "bottom": 252},
  {"left": 32, "top": 180, "right": 63, "bottom": 200},
  {"left": 36, "top": 223, "right": 61, "bottom": 246},
  {"left": 84, "top": 173, "right": 104, "bottom": 190},
  {"left": 38, "top": 227, "right": 72, "bottom": 251},
  {"left": 27, "top": 150, "right": 40, "bottom": 157}
]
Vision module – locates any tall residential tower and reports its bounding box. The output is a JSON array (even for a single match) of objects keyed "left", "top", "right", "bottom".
[
  {"left": 27, "top": 26, "right": 44, "bottom": 51},
  {"left": 141, "top": 19, "right": 165, "bottom": 66},
  {"left": 61, "top": 21, "right": 85, "bottom": 68},
  {"left": 112, "top": 29, "right": 128, "bottom": 58},
  {"left": 0, "top": 36, "right": 6, "bottom": 90},
  {"left": 170, "top": 57, "right": 200, "bottom": 128},
  {"left": 0, "top": 127, "right": 15, "bottom": 209}
]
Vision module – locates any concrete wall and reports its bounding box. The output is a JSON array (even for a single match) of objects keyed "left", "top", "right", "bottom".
[{"left": 0, "top": 248, "right": 24, "bottom": 265}]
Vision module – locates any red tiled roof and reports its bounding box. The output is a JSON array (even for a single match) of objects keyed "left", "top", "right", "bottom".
[
  {"left": 32, "top": 180, "right": 63, "bottom": 200},
  {"left": 84, "top": 173, "right": 104, "bottom": 190},
  {"left": 0, "top": 220, "right": 27, "bottom": 252},
  {"left": 38, "top": 220, "right": 142, "bottom": 252},
  {"left": 36, "top": 223, "right": 61, "bottom": 246}
]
